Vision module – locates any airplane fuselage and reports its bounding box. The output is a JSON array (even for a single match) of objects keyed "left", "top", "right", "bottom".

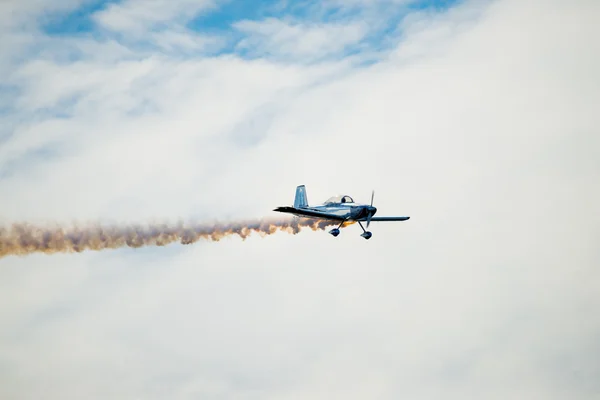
[{"left": 292, "top": 203, "right": 375, "bottom": 221}]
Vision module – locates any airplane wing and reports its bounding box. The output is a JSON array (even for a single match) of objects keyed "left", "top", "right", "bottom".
[
  {"left": 358, "top": 216, "right": 410, "bottom": 221},
  {"left": 273, "top": 206, "right": 347, "bottom": 221}
]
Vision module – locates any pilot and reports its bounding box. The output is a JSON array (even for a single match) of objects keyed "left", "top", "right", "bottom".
[{"left": 341, "top": 197, "right": 346, "bottom": 203}]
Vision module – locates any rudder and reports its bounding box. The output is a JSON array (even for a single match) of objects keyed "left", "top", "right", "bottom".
[{"left": 294, "top": 185, "right": 308, "bottom": 208}]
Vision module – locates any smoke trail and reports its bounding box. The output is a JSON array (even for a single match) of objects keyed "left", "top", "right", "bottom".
[{"left": 0, "top": 218, "right": 352, "bottom": 258}]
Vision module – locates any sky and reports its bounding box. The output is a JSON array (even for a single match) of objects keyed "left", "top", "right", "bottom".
[{"left": 1, "top": 0, "right": 599, "bottom": 398}]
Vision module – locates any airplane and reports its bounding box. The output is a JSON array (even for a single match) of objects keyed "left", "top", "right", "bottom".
[{"left": 273, "top": 185, "right": 410, "bottom": 239}]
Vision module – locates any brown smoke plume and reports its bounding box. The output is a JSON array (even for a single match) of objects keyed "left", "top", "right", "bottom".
[{"left": 0, "top": 218, "right": 353, "bottom": 259}]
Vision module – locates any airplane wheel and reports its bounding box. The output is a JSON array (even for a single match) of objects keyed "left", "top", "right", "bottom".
[
  {"left": 329, "top": 228, "right": 340, "bottom": 237},
  {"left": 361, "top": 231, "right": 372, "bottom": 240}
]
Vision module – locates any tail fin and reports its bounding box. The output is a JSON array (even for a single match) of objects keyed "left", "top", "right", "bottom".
[{"left": 294, "top": 185, "right": 308, "bottom": 208}]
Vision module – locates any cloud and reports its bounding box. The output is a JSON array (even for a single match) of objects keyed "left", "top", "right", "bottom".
[
  {"left": 1, "top": 0, "right": 599, "bottom": 399},
  {"left": 149, "top": 29, "right": 224, "bottom": 53},
  {"left": 233, "top": 18, "right": 368, "bottom": 61},
  {"left": 93, "top": 0, "right": 217, "bottom": 34},
  {"left": 0, "top": 0, "right": 86, "bottom": 30}
]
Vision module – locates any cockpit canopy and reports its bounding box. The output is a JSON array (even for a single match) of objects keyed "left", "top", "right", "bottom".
[{"left": 323, "top": 195, "right": 354, "bottom": 205}]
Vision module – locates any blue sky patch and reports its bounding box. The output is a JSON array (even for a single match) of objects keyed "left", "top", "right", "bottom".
[
  {"left": 41, "top": 0, "right": 119, "bottom": 35},
  {"left": 187, "top": 0, "right": 284, "bottom": 33},
  {"left": 41, "top": 0, "right": 461, "bottom": 37},
  {"left": 409, "top": 0, "right": 461, "bottom": 11},
  {"left": 34, "top": 0, "right": 463, "bottom": 63}
]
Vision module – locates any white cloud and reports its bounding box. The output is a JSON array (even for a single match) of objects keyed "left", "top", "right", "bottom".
[
  {"left": 234, "top": 18, "right": 368, "bottom": 61},
  {"left": 0, "top": 0, "right": 90, "bottom": 78},
  {"left": 93, "top": 0, "right": 217, "bottom": 34},
  {"left": 1, "top": 0, "right": 600, "bottom": 399},
  {"left": 150, "top": 29, "right": 224, "bottom": 53},
  {"left": 0, "top": 0, "right": 85, "bottom": 30}
]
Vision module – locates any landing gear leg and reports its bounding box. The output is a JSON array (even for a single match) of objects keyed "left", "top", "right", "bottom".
[
  {"left": 329, "top": 220, "right": 345, "bottom": 237},
  {"left": 357, "top": 221, "right": 372, "bottom": 240}
]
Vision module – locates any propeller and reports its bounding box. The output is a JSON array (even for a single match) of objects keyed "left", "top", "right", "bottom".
[{"left": 366, "top": 190, "right": 375, "bottom": 228}]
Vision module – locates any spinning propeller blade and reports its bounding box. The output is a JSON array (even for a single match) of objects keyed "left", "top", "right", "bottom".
[{"left": 367, "top": 190, "right": 374, "bottom": 228}]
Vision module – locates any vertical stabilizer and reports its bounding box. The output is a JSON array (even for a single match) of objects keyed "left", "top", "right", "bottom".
[{"left": 294, "top": 185, "right": 308, "bottom": 208}]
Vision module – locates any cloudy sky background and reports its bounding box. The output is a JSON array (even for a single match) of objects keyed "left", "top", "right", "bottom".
[{"left": 1, "top": 0, "right": 599, "bottom": 398}]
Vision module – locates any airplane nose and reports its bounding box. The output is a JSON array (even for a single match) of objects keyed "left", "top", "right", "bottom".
[{"left": 364, "top": 206, "right": 376, "bottom": 217}]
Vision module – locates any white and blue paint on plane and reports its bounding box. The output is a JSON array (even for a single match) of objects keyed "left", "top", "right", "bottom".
[{"left": 274, "top": 185, "right": 409, "bottom": 240}]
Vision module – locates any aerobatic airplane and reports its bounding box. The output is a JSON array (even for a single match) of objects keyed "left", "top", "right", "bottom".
[{"left": 273, "top": 185, "right": 410, "bottom": 239}]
